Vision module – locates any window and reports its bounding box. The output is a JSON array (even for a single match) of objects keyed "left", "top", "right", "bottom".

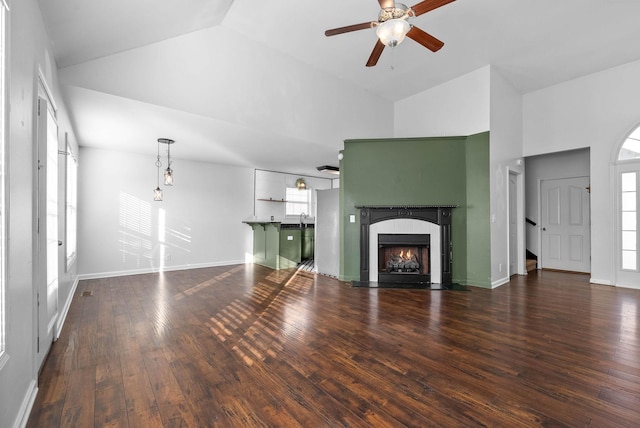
[
  {"left": 619, "top": 127, "right": 640, "bottom": 160},
  {"left": 621, "top": 172, "right": 637, "bottom": 270},
  {"left": 66, "top": 142, "right": 77, "bottom": 270},
  {"left": 285, "top": 187, "right": 311, "bottom": 217},
  {"left": 0, "top": 0, "right": 8, "bottom": 365}
]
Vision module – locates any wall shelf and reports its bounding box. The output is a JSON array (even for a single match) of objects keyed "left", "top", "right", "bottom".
[{"left": 257, "top": 198, "right": 287, "bottom": 203}]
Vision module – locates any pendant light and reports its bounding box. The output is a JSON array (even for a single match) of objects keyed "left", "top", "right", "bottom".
[
  {"left": 158, "top": 138, "right": 175, "bottom": 186},
  {"left": 153, "top": 138, "right": 176, "bottom": 201},
  {"left": 153, "top": 141, "right": 163, "bottom": 201}
]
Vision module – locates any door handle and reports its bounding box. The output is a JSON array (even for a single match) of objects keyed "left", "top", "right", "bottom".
[{"left": 542, "top": 227, "right": 546, "bottom": 231}]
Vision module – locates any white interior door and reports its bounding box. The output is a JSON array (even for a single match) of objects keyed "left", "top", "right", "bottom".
[
  {"left": 35, "top": 96, "right": 59, "bottom": 369},
  {"left": 540, "top": 177, "right": 590, "bottom": 273}
]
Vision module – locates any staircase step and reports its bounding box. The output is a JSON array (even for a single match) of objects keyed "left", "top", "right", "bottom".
[{"left": 526, "top": 259, "right": 537, "bottom": 272}]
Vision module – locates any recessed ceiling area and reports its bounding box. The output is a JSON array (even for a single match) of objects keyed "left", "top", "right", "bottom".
[{"left": 38, "top": 0, "right": 640, "bottom": 176}]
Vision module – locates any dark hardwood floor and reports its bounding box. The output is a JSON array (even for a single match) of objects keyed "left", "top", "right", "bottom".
[{"left": 27, "top": 265, "right": 640, "bottom": 427}]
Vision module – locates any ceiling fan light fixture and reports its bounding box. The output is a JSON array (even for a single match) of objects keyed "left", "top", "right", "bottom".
[{"left": 376, "top": 18, "right": 410, "bottom": 47}]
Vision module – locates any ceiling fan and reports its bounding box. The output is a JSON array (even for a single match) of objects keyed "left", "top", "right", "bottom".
[{"left": 325, "top": 0, "right": 456, "bottom": 67}]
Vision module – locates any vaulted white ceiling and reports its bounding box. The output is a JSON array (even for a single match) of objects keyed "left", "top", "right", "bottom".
[{"left": 38, "top": 0, "right": 640, "bottom": 176}]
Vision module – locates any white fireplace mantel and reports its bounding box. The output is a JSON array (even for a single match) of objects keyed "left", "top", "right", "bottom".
[{"left": 370, "top": 219, "right": 442, "bottom": 283}]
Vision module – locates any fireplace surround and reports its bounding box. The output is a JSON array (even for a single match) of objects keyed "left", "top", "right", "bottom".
[{"left": 355, "top": 205, "right": 455, "bottom": 287}]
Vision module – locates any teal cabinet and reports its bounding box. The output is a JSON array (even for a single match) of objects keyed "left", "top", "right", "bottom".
[
  {"left": 278, "top": 229, "right": 301, "bottom": 269},
  {"left": 247, "top": 222, "right": 307, "bottom": 270},
  {"left": 301, "top": 227, "right": 314, "bottom": 260},
  {"left": 252, "top": 224, "right": 267, "bottom": 265}
]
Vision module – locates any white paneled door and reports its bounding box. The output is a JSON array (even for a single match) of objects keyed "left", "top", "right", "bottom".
[{"left": 540, "top": 177, "right": 591, "bottom": 273}]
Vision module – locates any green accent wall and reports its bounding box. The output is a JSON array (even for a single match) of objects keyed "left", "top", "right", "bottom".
[
  {"left": 339, "top": 133, "right": 491, "bottom": 287},
  {"left": 465, "top": 132, "right": 492, "bottom": 287}
]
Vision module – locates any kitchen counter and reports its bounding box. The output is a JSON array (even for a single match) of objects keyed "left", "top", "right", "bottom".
[
  {"left": 243, "top": 219, "right": 314, "bottom": 227},
  {"left": 244, "top": 220, "right": 314, "bottom": 270}
]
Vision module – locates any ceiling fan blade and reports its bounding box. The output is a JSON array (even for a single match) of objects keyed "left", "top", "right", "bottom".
[
  {"left": 410, "top": 0, "right": 455, "bottom": 17},
  {"left": 325, "top": 22, "right": 375, "bottom": 37},
  {"left": 407, "top": 26, "right": 444, "bottom": 52},
  {"left": 378, "top": 0, "right": 396, "bottom": 9},
  {"left": 366, "top": 40, "right": 385, "bottom": 67}
]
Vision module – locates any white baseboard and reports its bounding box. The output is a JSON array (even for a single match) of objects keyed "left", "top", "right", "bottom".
[
  {"left": 14, "top": 380, "right": 37, "bottom": 428},
  {"left": 491, "top": 276, "right": 510, "bottom": 288},
  {"left": 589, "top": 278, "right": 640, "bottom": 290},
  {"left": 77, "top": 260, "right": 246, "bottom": 280},
  {"left": 56, "top": 276, "right": 80, "bottom": 339},
  {"left": 590, "top": 278, "right": 612, "bottom": 286},
  {"left": 617, "top": 283, "right": 640, "bottom": 290}
]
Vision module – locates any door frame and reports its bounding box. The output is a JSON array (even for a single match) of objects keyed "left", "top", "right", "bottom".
[
  {"left": 507, "top": 168, "right": 526, "bottom": 276},
  {"left": 613, "top": 162, "right": 640, "bottom": 288},
  {"left": 33, "top": 69, "right": 59, "bottom": 373}
]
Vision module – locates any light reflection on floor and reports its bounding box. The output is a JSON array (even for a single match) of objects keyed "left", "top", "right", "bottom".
[
  {"left": 173, "top": 265, "right": 244, "bottom": 300},
  {"left": 206, "top": 266, "right": 315, "bottom": 367}
]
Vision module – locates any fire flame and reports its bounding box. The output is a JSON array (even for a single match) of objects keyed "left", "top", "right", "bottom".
[{"left": 397, "top": 250, "right": 413, "bottom": 260}]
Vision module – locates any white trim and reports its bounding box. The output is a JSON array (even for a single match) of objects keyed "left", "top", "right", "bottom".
[
  {"left": 609, "top": 163, "right": 618, "bottom": 286},
  {"left": 37, "top": 68, "right": 57, "bottom": 113},
  {"left": 0, "top": 0, "right": 7, "bottom": 364},
  {"left": 46, "top": 313, "right": 58, "bottom": 338},
  {"left": 491, "top": 276, "right": 510, "bottom": 288},
  {"left": 592, "top": 277, "right": 640, "bottom": 290},
  {"left": 64, "top": 136, "right": 77, "bottom": 272},
  {"left": 0, "top": 350, "right": 7, "bottom": 371},
  {"left": 77, "top": 260, "right": 246, "bottom": 280},
  {"left": 55, "top": 276, "right": 79, "bottom": 339},
  {"left": 368, "top": 219, "right": 441, "bottom": 284},
  {"left": 613, "top": 163, "right": 640, "bottom": 285},
  {"left": 610, "top": 121, "right": 640, "bottom": 164},
  {"left": 13, "top": 380, "right": 37, "bottom": 428},
  {"left": 507, "top": 168, "right": 527, "bottom": 276},
  {"left": 614, "top": 282, "right": 640, "bottom": 290}
]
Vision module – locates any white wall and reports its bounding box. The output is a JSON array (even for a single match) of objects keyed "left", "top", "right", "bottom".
[
  {"left": 1, "top": 0, "right": 80, "bottom": 427},
  {"left": 59, "top": 25, "right": 394, "bottom": 153},
  {"left": 78, "top": 148, "right": 254, "bottom": 278},
  {"left": 394, "top": 66, "right": 490, "bottom": 138},
  {"left": 253, "top": 169, "right": 333, "bottom": 222},
  {"left": 489, "top": 68, "right": 524, "bottom": 287},
  {"left": 523, "top": 58, "right": 640, "bottom": 285}
]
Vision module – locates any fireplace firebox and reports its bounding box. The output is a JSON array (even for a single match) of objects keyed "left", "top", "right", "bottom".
[{"left": 378, "top": 234, "right": 430, "bottom": 284}]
